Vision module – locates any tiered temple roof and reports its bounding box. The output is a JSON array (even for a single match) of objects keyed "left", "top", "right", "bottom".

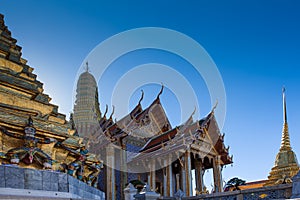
[
  {"left": 88, "top": 86, "right": 174, "bottom": 150},
  {"left": 81, "top": 80, "right": 232, "bottom": 172},
  {"left": 128, "top": 109, "right": 232, "bottom": 166}
]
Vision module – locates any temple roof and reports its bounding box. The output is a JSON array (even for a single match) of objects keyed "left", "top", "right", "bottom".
[
  {"left": 109, "top": 86, "right": 171, "bottom": 140},
  {"left": 130, "top": 110, "right": 232, "bottom": 166},
  {"left": 93, "top": 89, "right": 232, "bottom": 167},
  {"left": 139, "top": 127, "right": 178, "bottom": 153}
]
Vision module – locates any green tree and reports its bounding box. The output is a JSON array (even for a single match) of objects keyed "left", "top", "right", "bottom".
[{"left": 224, "top": 177, "right": 246, "bottom": 191}]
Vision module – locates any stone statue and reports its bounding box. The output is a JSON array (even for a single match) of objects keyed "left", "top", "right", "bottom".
[
  {"left": 0, "top": 116, "right": 56, "bottom": 169},
  {"left": 86, "top": 161, "right": 103, "bottom": 187},
  {"left": 58, "top": 143, "right": 89, "bottom": 180}
]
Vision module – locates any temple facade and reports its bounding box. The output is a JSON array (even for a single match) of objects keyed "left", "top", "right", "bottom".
[{"left": 74, "top": 70, "right": 233, "bottom": 199}]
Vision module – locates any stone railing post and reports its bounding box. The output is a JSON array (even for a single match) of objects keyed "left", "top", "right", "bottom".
[
  {"left": 291, "top": 171, "right": 300, "bottom": 198},
  {"left": 124, "top": 183, "right": 137, "bottom": 200}
]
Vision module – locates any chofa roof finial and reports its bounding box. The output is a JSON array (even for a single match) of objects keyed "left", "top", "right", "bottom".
[
  {"left": 103, "top": 104, "right": 108, "bottom": 118},
  {"left": 138, "top": 90, "right": 144, "bottom": 105},
  {"left": 109, "top": 105, "right": 115, "bottom": 120},
  {"left": 156, "top": 83, "right": 164, "bottom": 99}
]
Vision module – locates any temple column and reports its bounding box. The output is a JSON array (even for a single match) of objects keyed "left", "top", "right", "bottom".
[
  {"left": 120, "top": 145, "right": 128, "bottom": 200},
  {"left": 168, "top": 156, "right": 173, "bottom": 196},
  {"left": 212, "top": 156, "right": 222, "bottom": 193},
  {"left": 148, "top": 173, "right": 151, "bottom": 185},
  {"left": 163, "top": 156, "right": 173, "bottom": 196},
  {"left": 184, "top": 150, "right": 192, "bottom": 196},
  {"left": 181, "top": 156, "right": 186, "bottom": 195},
  {"left": 106, "top": 146, "right": 115, "bottom": 200},
  {"left": 195, "top": 159, "right": 205, "bottom": 194},
  {"left": 163, "top": 159, "right": 167, "bottom": 196},
  {"left": 150, "top": 159, "right": 156, "bottom": 191},
  {"left": 176, "top": 173, "right": 180, "bottom": 192}
]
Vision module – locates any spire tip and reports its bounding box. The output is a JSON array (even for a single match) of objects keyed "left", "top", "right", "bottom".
[{"left": 85, "top": 61, "right": 89, "bottom": 72}]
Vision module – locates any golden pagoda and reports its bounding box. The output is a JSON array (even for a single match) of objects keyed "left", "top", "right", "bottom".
[
  {"left": 265, "top": 87, "right": 299, "bottom": 186},
  {"left": 0, "top": 13, "right": 103, "bottom": 187}
]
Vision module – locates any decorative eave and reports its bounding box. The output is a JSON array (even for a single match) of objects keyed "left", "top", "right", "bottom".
[{"left": 139, "top": 127, "right": 179, "bottom": 153}]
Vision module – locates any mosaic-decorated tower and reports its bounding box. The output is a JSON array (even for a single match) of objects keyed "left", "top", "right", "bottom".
[{"left": 73, "top": 65, "right": 101, "bottom": 140}]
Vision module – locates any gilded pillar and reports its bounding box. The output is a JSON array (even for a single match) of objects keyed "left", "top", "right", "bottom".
[
  {"left": 176, "top": 173, "right": 180, "bottom": 192},
  {"left": 168, "top": 156, "right": 173, "bottom": 196},
  {"left": 212, "top": 156, "right": 222, "bottom": 193},
  {"left": 195, "top": 159, "right": 205, "bottom": 193},
  {"left": 184, "top": 150, "right": 192, "bottom": 196}
]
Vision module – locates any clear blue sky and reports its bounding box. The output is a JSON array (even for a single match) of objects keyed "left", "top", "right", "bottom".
[{"left": 1, "top": 0, "right": 300, "bottom": 188}]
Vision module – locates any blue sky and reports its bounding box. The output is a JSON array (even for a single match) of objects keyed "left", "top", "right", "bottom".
[{"left": 1, "top": 0, "right": 300, "bottom": 188}]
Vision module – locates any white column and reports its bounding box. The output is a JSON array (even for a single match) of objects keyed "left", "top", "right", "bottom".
[
  {"left": 181, "top": 156, "right": 186, "bottom": 195},
  {"left": 163, "top": 160, "right": 167, "bottom": 196},
  {"left": 148, "top": 173, "right": 151, "bottom": 186},
  {"left": 121, "top": 146, "right": 128, "bottom": 200},
  {"left": 106, "top": 146, "right": 115, "bottom": 200},
  {"left": 150, "top": 159, "right": 156, "bottom": 191}
]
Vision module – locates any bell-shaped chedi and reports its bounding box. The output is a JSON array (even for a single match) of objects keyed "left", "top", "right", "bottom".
[{"left": 265, "top": 88, "right": 299, "bottom": 186}]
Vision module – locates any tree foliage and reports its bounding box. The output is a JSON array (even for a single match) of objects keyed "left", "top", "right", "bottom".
[{"left": 224, "top": 177, "right": 246, "bottom": 191}]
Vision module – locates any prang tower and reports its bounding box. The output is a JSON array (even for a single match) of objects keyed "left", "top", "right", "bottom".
[{"left": 73, "top": 63, "right": 101, "bottom": 139}]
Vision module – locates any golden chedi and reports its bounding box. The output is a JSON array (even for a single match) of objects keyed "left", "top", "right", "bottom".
[
  {"left": 265, "top": 88, "right": 299, "bottom": 186},
  {"left": 0, "top": 13, "right": 102, "bottom": 187}
]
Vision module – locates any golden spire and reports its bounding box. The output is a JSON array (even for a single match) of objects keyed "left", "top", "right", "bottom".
[
  {"left": 280, "top": 87, "right": 291, "bottom": 151},
  {"left": 85, "top": 61, "right": 89, "bottom": 72},
  {"left": 283, "top": 87, "right": 287, "bottom": 123},
  {"left": 265, "top": 87, "right": 299, "bottom": 186}
]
